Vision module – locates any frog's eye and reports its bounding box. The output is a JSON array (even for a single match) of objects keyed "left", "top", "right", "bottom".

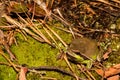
[
  {"left": 71, "top": 49, "right": 79, "bottom": 53},
  {"left": 68, "top": 43, "right": 71, "bottom": 46}
]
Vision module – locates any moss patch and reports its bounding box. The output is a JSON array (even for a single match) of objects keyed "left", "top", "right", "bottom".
[{"left": 0, "top": 22, "right": 73, "bottom": 79}]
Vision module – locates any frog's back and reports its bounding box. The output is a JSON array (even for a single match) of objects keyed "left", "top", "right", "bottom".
[{"left": 69, "top": 38, "right": 99, "bottom": 59}]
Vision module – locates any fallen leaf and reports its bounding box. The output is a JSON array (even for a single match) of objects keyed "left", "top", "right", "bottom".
[
  {"left": 19, "top": 67, "right": 28, "bottom": 80},
  {"left": 95, "top": 64, "right": 120, "bottom": 78},
  {"left": 103, "top": 48, "right": 112, "bottom": 60},
  {"left": 107, "top": 75, "right": 119, "bottom": 80}
]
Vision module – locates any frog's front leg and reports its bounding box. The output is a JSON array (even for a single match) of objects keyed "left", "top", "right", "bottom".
[
  {"left": 67, "top": 51, "right": 93, "bottom": 69},
  {"left": 81, "top": 60, "right": 93, "bottom": 69},
  {"left": 67, "top": 51, "right": 85, "bottom": 63}
]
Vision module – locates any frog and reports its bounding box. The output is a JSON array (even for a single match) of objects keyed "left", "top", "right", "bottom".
[{"left": 67, "top": 37, "right": 102, "bottom": 68}]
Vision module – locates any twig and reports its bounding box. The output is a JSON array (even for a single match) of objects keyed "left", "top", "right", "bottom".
[
  {"left": 63, "top": 54, "right": 79, "bottom": 80},
  {"left": 17, "top": 14, "right": 52, "bottom": 46},
  {"left": 0, "top": 62, "right": 11, "bottom": 66},
  {"left": 55, "top": 27, "right": 83, "bottom": 37},
  {"left": 0, "top": 61, "right": 80, "bottom": 79},
  {"left": 0, "top": 25, "right": 16, "bottom": 29},
  {"left": 0, "top": 51, "right": 19, "bottom": 71},
  {"left": 96, "top": 0, "right": 120, "bottom": 9},
  {"left": 40, "top": 20, "right": 67, "bottom": 47},
  {"left": 0, "top": 30, "right": 16, "bottom": 61},
  {"left": 112, "top": 0, "right": 120, "bottom": 4},
  {"left": 29, "top": 66, "right": 77, "bottom": 79},
  {"left": 42, "top": 26, "right": 58, "bottom": 47},
  {"left": 40, "top": 77, "right": 57, "bottom": 80},
  {"left": 77, "top": 65, "right": 92, "bottom": 80},
  {"left": 2, "top": 14, "right": 54, "bottom": 46},
  {"left": 52, "top": 10, "right": 76, "bottom": 38}
]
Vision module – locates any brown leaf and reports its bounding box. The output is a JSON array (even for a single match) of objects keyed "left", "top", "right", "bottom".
[
  {"left": 19, "top": 67, "right": 28, "bottom": 80},
  {"left": 103, "top": 48, "right": 112, "bottom": 60},
  {"left": 95, "top": 64, "right": 120, "bottom": 78},
  {"left": 107, "top": 75, "right": 119, "bottom": 80}
]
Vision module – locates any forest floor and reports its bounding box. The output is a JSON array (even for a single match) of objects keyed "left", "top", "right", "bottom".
[{"left": 0, "top": 0, "right": 120, "bottom": 80}]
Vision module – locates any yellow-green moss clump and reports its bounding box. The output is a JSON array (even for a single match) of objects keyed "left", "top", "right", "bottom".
[{"left": 0, "top": 22, "right": 73, "bottom": 80}]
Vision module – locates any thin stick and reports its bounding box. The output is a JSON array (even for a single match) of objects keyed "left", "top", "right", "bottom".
[
  {"left": 43, "top": 27, "right": 57, "bottom": 47},
  {"left": 20, "top": 15, "right": 52, "bottom": 45},
  {"left": 0, "top": 62, "right": 11, "bottom": 66},
  {"left": 97, "top": 0, "right": 120, "bottom": 9},
  {"left": 0, "top": 51, "right": 19, "bottom": 71},
  {"left": 86, "top": 70, "right": 96, "bottom": 80},
  {"left": 31, "top": 2, "right": 35, "bottom": 21},
  {"left": 42, "top": 22, "right": 67, "bottom": 47},
  {"left": 29, "top": 65, "right": 75, "bottom": 77},
  {"left": 51, "top": 11, "right": 77, "bottom": 38},
  {"left": 112, "top": 0, "right": 120, "bottom": 4},
  {"left": 77, "top": 65, "right": 92, "bottom": 80},
  {"left": 55, "top": 27, "right": 83, "bottom": 37},
  {"left": 63, "top": 55, "right": 79, "bottom": 80}
]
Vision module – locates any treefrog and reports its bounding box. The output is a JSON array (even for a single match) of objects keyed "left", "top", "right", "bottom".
[{"left": 67, "top": 37, "right": 101, "bottom": 68}]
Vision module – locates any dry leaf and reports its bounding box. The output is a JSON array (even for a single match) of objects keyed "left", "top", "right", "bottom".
[
  {"left": 103, "top": 48, "right": 112, "bottom": 60},
  {"left": 95, "top": 64, "right": 120, "bottom": 78},
  {"left": 19, "top": 67, "right": 28, "bottom": 80},
  {"left": 107, "top": 75, "right": 119, "bottom": 80}
]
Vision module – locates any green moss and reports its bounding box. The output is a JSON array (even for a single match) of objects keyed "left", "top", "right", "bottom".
[
  {"left": 103, "top": 37, "right": 120, "bottom": 67},
  {"left": 0, "top": 20, "right": 74, "bottom": 79},
  {"left": 27, "top": 72, "right": 74, "bottom": 80},
  {"left": 11, "top": 34, "right": 55, "bottom": 66},
  {"left": 11, "top": 33, "right": 72, "bottom": 79},
  {"left": 0, "top": 17, "right": 8, "bottom": 26},
  {"left": 11, "top": 3, "right": 28, "bottom": 13},
  {"left": 0, "top": 65, "right": 16, "bottom": 80}
]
